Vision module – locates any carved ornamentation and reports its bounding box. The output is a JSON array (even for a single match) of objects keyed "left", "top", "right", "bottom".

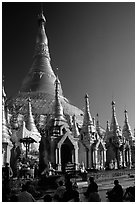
[{"left": 35, "top": 43, "right": 50, "bottom": 59}]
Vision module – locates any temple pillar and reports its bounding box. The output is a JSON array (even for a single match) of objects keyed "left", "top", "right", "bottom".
[
  {"left": 128, "top": 148, "right": 132, "bottom": 169},
  {"left": 74, "top": 145, "right": 79, "bottom": 170},
  {"left": 58, "top": 146, "right": 61, "bottom": 171},
  {"left": 114, "top": 158, "right": 118, "bottom": 169},
  {"left": 101, "top": 151, "right": 104, "bottom": 169},
  {"left": 93, "top": 148, "right": 98, "bottom": 169},
  {"left": 72, "top": 149, "right": 75, "bottom": 163},
  {"left": 86, "top": 149, "right": 89, "bottom": 168},
  {"left": 88, "top": 149, "right": 92, "bottom": 168},
  {"left": 104, "top": 149, "right": 106, "bottom": 165},
  {"left": 119, "top": 151, "right": 122, "bottom": 167},
  {"left": 2, "top": 142, "right": 13, "bottom": 165},
  {"left": 55, "top": 148, "right": 58, "bottom": 165},
  {"left": 50, "top": 137, "right": 56, "bottom": 164},
  {"left": 126, "top": 150, "right": 129, "bottom": 166},
  {"left": 122, "top": 148, "right": 126, "bottom": 167}
]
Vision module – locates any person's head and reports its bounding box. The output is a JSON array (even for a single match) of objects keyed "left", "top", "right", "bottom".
[
  {"left": 89, "top": 176, "right": 94, "bottom": 183},
  {"left": 44, "top": 194, "right": 52, "bottom": 202},
  {"left": 114, "top": 179, "right": 119, "bottom": 185}
]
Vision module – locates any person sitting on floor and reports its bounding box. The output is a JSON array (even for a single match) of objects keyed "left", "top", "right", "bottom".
[
  {"left": 107, "top": 179, "right": 123, "bottom": 202},
  {"left": 62, "top": 181, "right": 79, "bottom": 202},
  {"left": 54, "top": 180, "right": 66, "bottom": 201},
  {"left": 84, "top": 176, "right": 101, "bottom": 201},
  {"left": 18, "top": 183, "right": 36, "bottom": 202}
]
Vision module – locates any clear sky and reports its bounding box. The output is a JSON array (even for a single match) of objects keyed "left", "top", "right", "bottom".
[{"left": 2, "top": 2, "right": 135, "bottom": 132}]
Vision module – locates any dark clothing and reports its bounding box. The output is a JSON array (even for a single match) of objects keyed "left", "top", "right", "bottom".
[
  {"left": 123, "top": 186, "right": 135, "bottom": 202},
  {"left": 62, "top": 188, "right": 79, "bottom": 202},
  {"left": 3, "top": 166, "right": 13, "bottom": 197},
  {"left": 18, "top": 191, "right": 35, "bottom": 202},
  {"left": 3, "top": 166, "right": 13, "bottom": 181},
  {"left": 108, "top": 184, "right": 123, "bottom": 202},
  {"left": 88, "top": 192, "right": 101, "bottom": 202},
  {"left": 84, "top": 181, "right": 98, "bottom": 198}
]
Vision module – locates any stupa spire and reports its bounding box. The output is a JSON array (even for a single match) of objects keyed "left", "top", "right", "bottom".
[
  {"left": 22, "top": 97, "right": 41, "bottom": 152},
  {"left": 110, "top": 101, "right": 119, "bottom": 132},
  {"left": 20, "top": 9, "right": 63, "bottom": 95},
  {"left": 124, "top": 109, "right": 129, "bottom": 124},
  {"left": 122, "top": 109, "right": 132, "bottom": 139},
  {"left": 35, "top": 9, "right": 49, "bottom": 58},
  {"left": 83, "top": 94, "right": 93, "bottom": 127},
  {"left": 104, "top": 121, "right": 110, "bottom": 141},
  {"left": 25, "top": 97, "right": 39, "bottom": 134},
  {"left": 96, "top": 113, "right": 100, "bottom": 132},
  {"left": 106, "top": 120, "right": 110, "bottom": 132},
  {"left": 53, "top": 75, "right": 64, "bottom": 120}
]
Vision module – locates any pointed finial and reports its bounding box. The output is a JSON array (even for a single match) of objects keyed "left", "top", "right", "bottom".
[
  {"left": 55, "top": 67, "right": 60, "bottom": 89},
  {"left": 110, "top": 100, "right": 119, "bottom": 132},
  {"left": 106, "top": 121, "right": 110, "bottom": 128},
  {"left": 124, "top": 109, "right": 128, "bottom": 114},
  {"left": 55, "top": 67, "right": 59, "bottom": 81},
  {"left": 96, "top": 113, "right": 100, "bottom": 132},
  {"left": 82, "top": 93, "right": 93, "bottom": 127},
  {"left": 124, "top": 109, "right": 128, "bottom": 122},
  {"left": 112, "top": 101, "right": 115, "bottom": 106},
  {"left": 38, "top": 4, "right": 46, "bottom": 25},
  {"left": 85, "top": 93, "right": 89, "bottom": 99},
  {"left": 28, "top": 97, "right": 31, "bottom": 103}
]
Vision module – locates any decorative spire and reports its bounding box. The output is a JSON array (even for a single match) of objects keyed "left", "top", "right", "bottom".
[
  {"left": 96, "top": 113, "right": 100, "bottom": 132},
  {"left": 122, "top": 109, "right": 132, "bottom": 140},
  {"left": 82, "top": 94, "right": 93, "bottom": 127},
  {"left": 72, "top": 115, "right": 79, "bottom": 138},
  {"left": 53, "top": 76, "right": 65, "bottom": 120},
  {"left": 23, "top": 97, "right": 41, "bottom": 152},
  {"left": 124, "top": 109, "right": 129, "bottom": 123},
  {"left": 36, "top": 10, "right": 49, "bottom": 55},
  {"left": 110, "top": 101, "right": 119, "bottom": 132},
  {"left": 20, "top": 10, "right": 63, "bottom": 95},
  {"left": 25, "top": 97, "right": 40, "bottom": 134},
  {"left": 106, "top": 121, "right": 110, "bottom": 132},
  {"left": 104, "top": 121, "right": 110, "bottom": 142}
]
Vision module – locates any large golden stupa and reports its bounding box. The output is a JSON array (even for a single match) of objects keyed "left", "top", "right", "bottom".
[{"left": 6, "top": 11, "right": 83, "bottom": 126}]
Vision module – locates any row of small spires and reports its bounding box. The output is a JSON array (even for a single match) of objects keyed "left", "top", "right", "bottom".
[{"left": 3, "top": 79, "right": 132, "bottom": 138}]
